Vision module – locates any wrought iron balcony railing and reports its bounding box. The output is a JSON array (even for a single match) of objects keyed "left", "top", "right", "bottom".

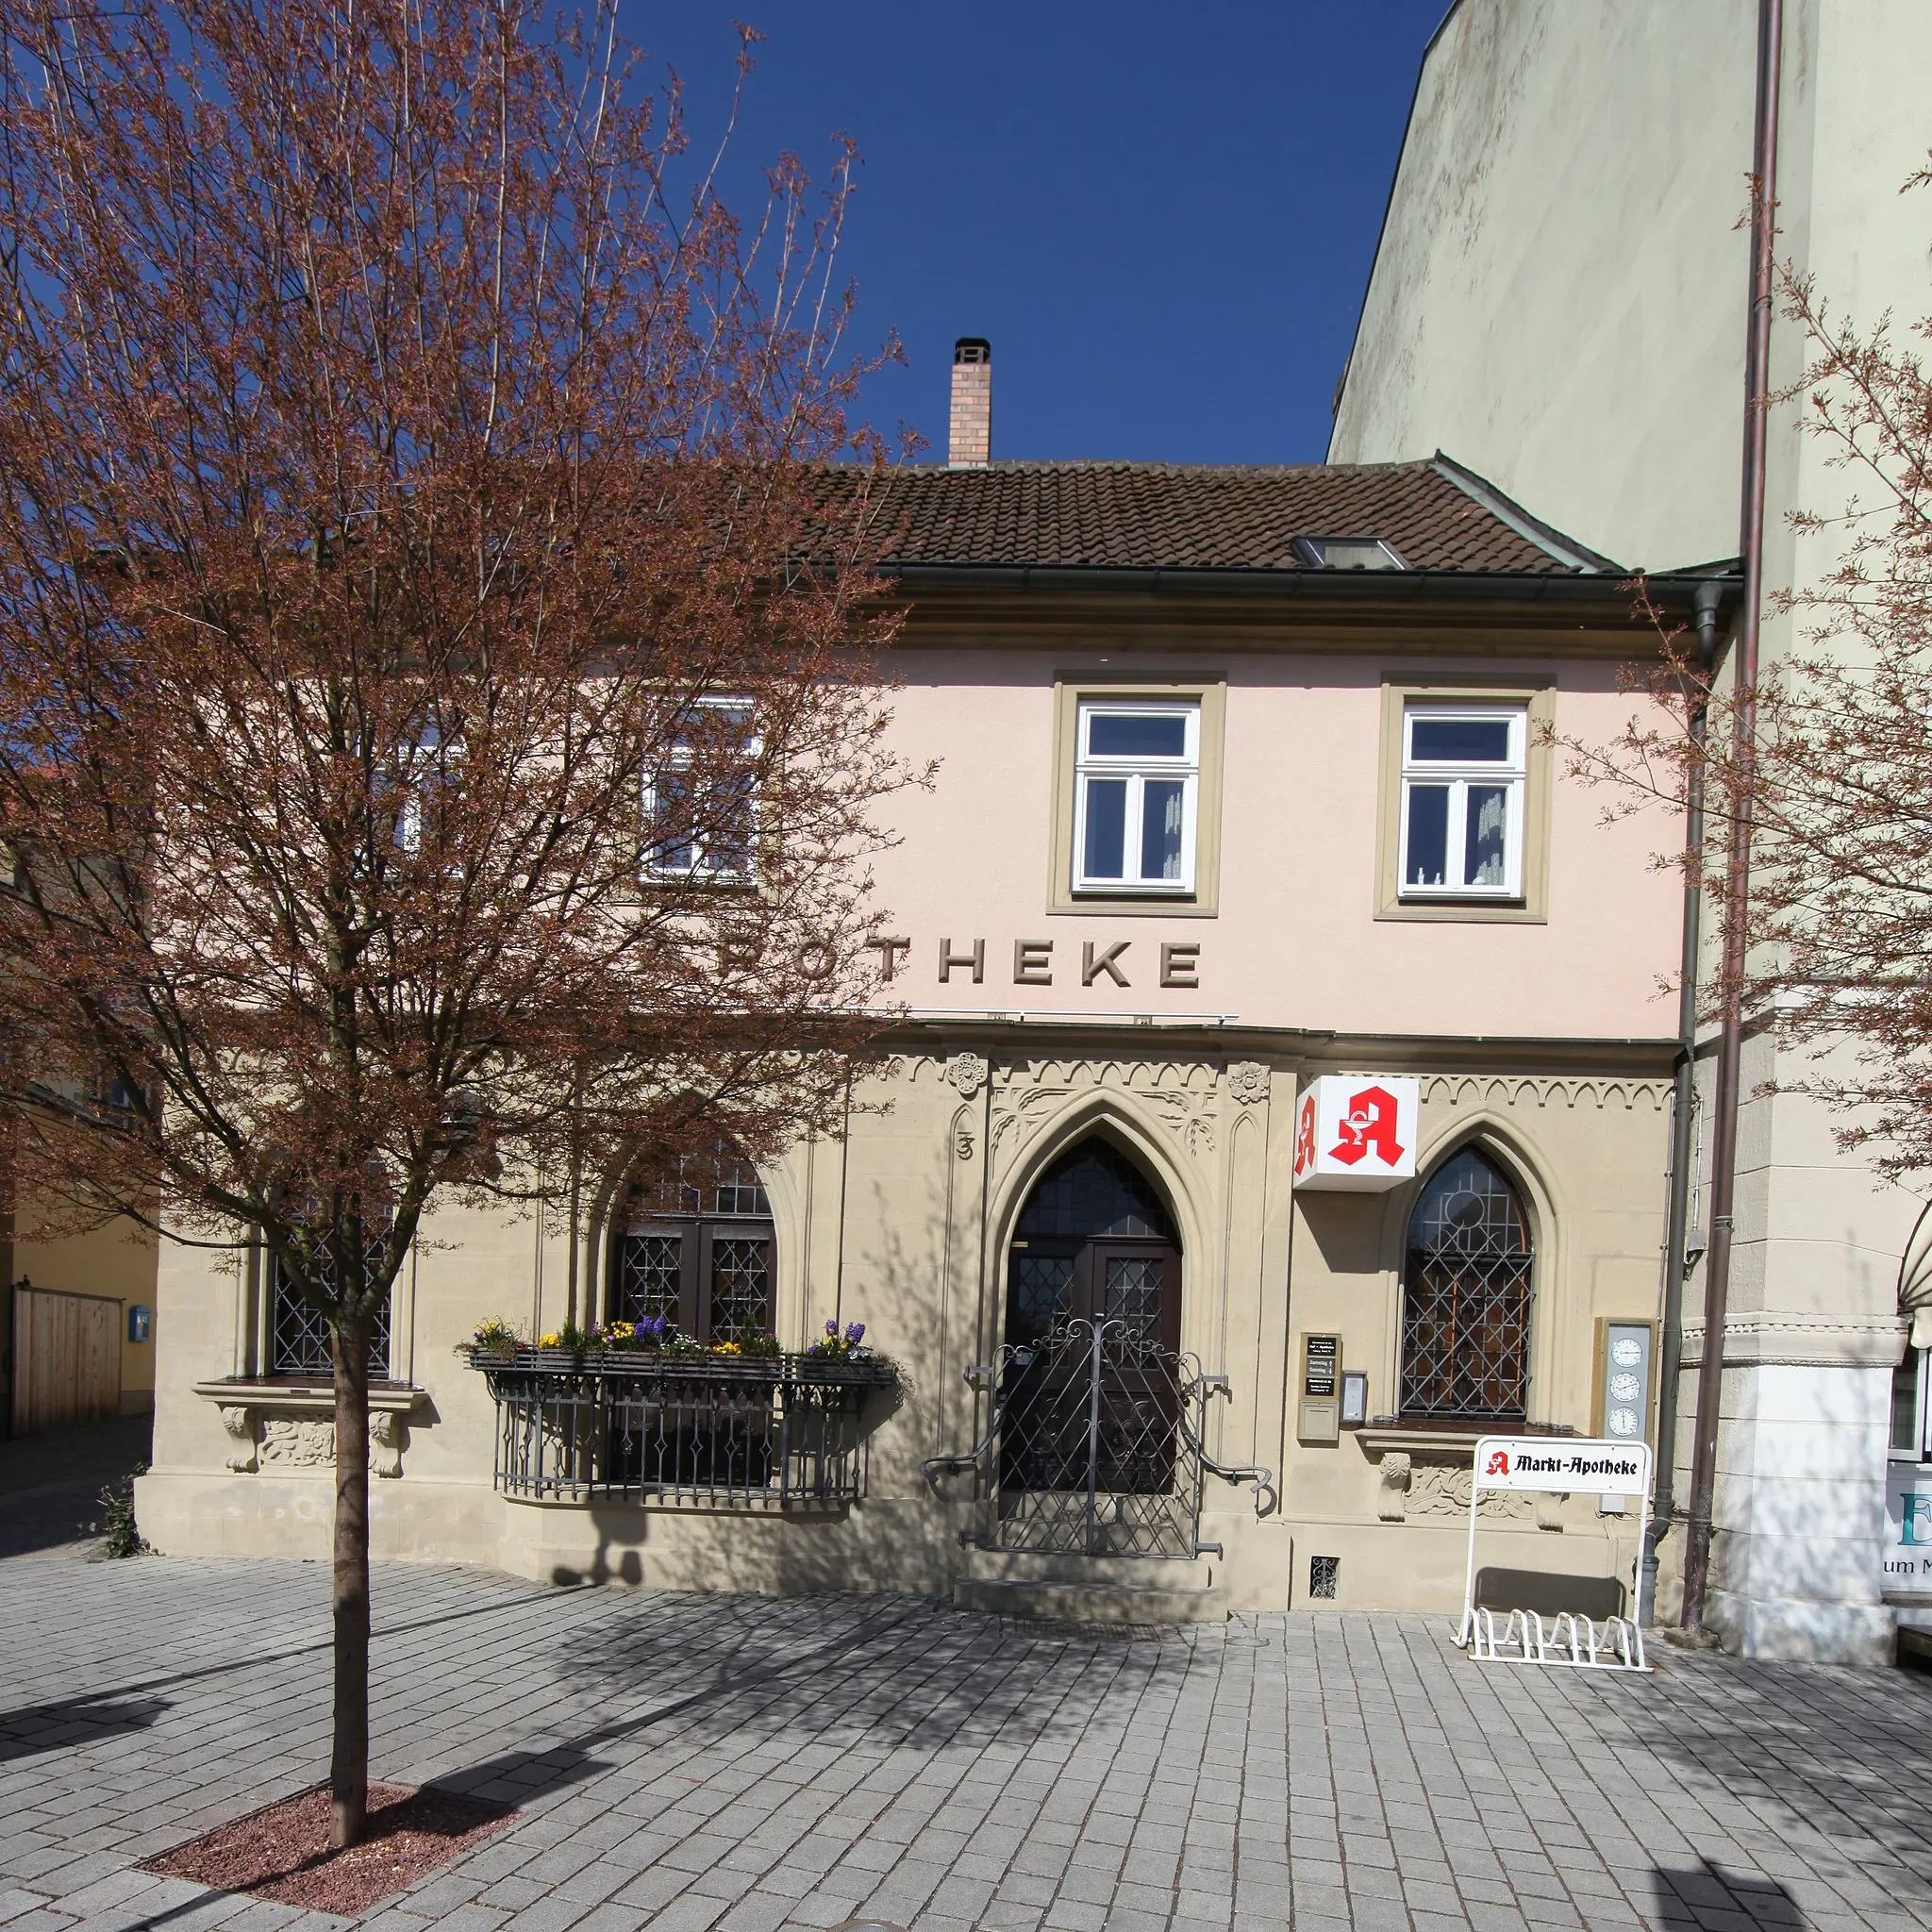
[{"left": 468, "top": 1347, "right": 895, "bottom": 1508}]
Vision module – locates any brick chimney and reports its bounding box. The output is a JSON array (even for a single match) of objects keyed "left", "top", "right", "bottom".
[{"left": 948, "top": 338, "right": 991, "bottom": 467}]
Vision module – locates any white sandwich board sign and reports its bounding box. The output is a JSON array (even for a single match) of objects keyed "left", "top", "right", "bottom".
[{"left": 1457, "top": 1436, "right": 1655, "bottom": 1674}]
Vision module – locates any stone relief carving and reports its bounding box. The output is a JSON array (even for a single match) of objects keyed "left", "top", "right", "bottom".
[
  {"left": 1141, "top": 1089, "right": 1218, "bottom": 1158},
  {"left": 1227, "top": 1061, "right": 1270, "bottom": 1108},
  {"left": 954, "top": 1124, "right": 975, "bottom": 1163},
  {"left": 218, "top": 1404, "right": 258, "bottom": 1474},
  {"left": 983, "top": 1055, "right": 1227, "bottom": 1179},
  {"left": 1376, "top": 1451, "right": 1410, "bottom": 1523},
  {"left": 1404, "top": 1464, "right": 1533, "bottom": 1521},
  {"left": 1420, "top": 1074, "right": 1670, "bottom": 1113},
  {"left": 946, "top": 1051, "right": 989, "bottom": 1098},
  {"left": 260, "top": 1417, "right": 336, "bottom": 1468},
  {"left": 989, "top": 1081, "right": 1074, "bottom": 1171},
  {"left": 368, "top": 1408, "right": 406, "bottom": 1479},
  {"left": 251, "top": 1411, "right": 409, "bottom": 1475}
]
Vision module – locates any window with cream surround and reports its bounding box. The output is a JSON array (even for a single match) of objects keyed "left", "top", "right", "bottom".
[
  {"left": 642, "top": 699, "right": 760, "bottom": 883},
  {"left": 1072, "top": 699, "right": 1199, "bottom": 894},
  {"left": 1398, "top": 703, "right": 1527, "bottom": 899}
]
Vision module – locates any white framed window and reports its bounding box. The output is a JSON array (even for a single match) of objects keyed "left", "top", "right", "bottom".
[
  {"left": 1893, "top": 1347, "right": 1930, "bottom": 1463},
  {"left": 642, "top": 699, "right": 760, "bottom": 883},
  {"left": 1398, "top": 704, "right": 1526, "bottom": 899},
  {"left": 1072, "top": 699, "right": 1199, "bottom": 894},
  {"left": 395, "top": 722, "right": 459, "bottom": 856}
]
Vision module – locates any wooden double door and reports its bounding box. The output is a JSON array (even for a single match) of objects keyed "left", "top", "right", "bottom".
[{"left": 999, "top": 1140, "right": 1184, "bottom": 1511}]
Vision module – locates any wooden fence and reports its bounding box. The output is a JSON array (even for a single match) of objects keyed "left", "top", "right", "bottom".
[{"left": 10, "top": 1284, "right": 121, "bottom": 1436}]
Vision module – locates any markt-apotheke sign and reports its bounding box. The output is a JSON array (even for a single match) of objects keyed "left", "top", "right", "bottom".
[
  {"left": 1474, "top": 1437, "right": 1651, "bottom": 1498},
  {"left": 1291, "top": 1075, "right": 1419, "bottom": 1191}
]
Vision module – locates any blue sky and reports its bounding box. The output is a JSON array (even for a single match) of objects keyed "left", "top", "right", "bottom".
[{"left": 639, "top": 4, "right": 1447, "bottom": 467}]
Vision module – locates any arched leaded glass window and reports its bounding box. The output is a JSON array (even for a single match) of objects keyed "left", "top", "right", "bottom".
[
  {"left": 1007, "top": 1140, "right": 1179, "bottom": 1352},
  {"left": 1397, "top": 1147, "right": 1533, "bottom": 1422},
  {"left": 608, "top": 1139, "right": 774, "bottom": 1344}
]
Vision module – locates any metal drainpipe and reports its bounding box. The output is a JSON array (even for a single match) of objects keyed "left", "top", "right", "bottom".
[
  {"left": 1681, "top": 0, "right": 1783, "bottom": 1639},
  {"left": 1643, "top": 580, "right": 1725, "bottom": 1621}
]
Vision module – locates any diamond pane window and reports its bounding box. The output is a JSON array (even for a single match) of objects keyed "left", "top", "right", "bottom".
[
  {"left": 708, "top": 1236, "right": 772, "bottom": 1344},
  {"left": 1397, "top": 1148, "right": 1532, "bottom": 1422},
  {"left": 1010, "top": 1254, "right": 1074, "bottom": 1348},
  {"left": 609, "top": 1136, "right": 775, "bottom": 1345},
  {"left": 613, "top": 1232, "right": 683, "bottom": 1327},
  {"left": 269, "top": 1237, "right": 392, "bottom": 1376}
]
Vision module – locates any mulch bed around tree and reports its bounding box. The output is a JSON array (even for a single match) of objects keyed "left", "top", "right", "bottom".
[{"left": 143, "top": 1782, "right": 516, "bottom": 1917}]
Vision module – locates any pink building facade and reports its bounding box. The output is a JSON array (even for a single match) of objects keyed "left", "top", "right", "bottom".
[{"left": 141, "top": 450, "right": 1707, "bottom": 1620}]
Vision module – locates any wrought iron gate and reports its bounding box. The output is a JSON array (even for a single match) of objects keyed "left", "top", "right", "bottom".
[{"left": 924, "top": 1318, "right": 1273, "bottom": 1558}]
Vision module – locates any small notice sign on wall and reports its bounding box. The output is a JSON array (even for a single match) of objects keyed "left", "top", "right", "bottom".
[{"left": 1299, "top": 1333, "right": 1341, "bottom": 1443}]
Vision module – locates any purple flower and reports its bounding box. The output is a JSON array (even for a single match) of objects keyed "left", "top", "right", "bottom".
[
  {"left": 825, "top": 1318, "right": 839, "bottom": 1337},
  {"left": 845, "top": 1323, "right": 865, "bottom": 1344}
]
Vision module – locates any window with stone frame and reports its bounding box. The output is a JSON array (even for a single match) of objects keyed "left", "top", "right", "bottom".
[
  {"left": 1398, "top": 703, "right": 1527, "bottom": 899},
  {"left": 1071, "top": 699, "right": 1200, "bottom": 895},
  {"left": 608, "top": 1139, "right": 774, "bottom": 1345}
]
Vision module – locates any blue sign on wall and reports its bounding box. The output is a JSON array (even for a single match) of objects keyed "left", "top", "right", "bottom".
[{"left": 127, "top": 1304, "right": 151, "bottom": 1343}]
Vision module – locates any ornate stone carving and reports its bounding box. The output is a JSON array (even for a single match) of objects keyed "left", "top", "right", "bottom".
[
  {"left": 1377, "top": 1451, "right": 1411, "bottom": 1523},
  {"left": 218, "top": 1404, "right": 258, "bottom": 1474},
  {"left": 947, "top": 1051, "right": 988, "bottom": 1098},
  {"left": 1420, "top": 1074, "right": 1670, "bottom": 1113},
  {"left": 954, "top": 1125, "right": 975, "bottom": 1162},
  {"left": 1143, "top": 1088, "right": 1218, "bottom": 1158},
  {"left": 259, "top": 1417, "right": 335, "bottom": 1467},
  {"left": 1405, "top": 1464, "right": 1533, "bottom": 1521},
  {"left": 1227, "top": 1061, "right": 1270, "bottom": 1108},
  {"left": 369, "top": 1408, "right": 407, "bottom": 1479}
]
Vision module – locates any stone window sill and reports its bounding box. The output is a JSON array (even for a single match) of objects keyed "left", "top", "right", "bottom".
[{"left": 192, "top": 1379, "right": 426, "bottom": 1476}]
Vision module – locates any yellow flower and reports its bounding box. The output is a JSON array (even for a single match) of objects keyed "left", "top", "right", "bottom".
[
  {"left": 712, "top": 1341, "right": 741, "bottom": 1356},
  {"left": 540, "top": 1332, "right": 561, "bottom": 1349}
]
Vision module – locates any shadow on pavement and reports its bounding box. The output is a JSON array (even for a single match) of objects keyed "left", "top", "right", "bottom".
[
  {"left": 1652, "top": 1858, "right": 1806, "bottom": 1929},
  {"left": 0, "top": 1413, "right": 153, "bottom": 1557},
  {"left": 0, "top": 1691, "right": 170, "bottom": 1763},
  {"left": 433, "top": 1594, "right": 1193, "bottom": 1812}
]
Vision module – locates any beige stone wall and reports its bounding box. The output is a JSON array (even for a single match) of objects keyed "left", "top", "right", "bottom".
[{"left": 139, "top": 1040, "right": 1670, "bottom": 1616}]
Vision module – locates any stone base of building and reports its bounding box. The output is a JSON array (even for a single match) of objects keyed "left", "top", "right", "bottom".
[{"left": 1705, "top": 1589, "right": 1897, "bottom": 1667}]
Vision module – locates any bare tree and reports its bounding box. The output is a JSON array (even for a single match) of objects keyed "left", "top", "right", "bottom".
[
  {"left": 0, "top": 0, "right": 918, "bottom": 1847},
  {"left": 1569, "top": 163, "right": 1932, "bottom": 1182}
]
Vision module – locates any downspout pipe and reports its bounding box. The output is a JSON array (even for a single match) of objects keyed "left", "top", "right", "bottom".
[
  {"left": 1644, "top": 578, "right": 1727, "bottom": 1621},
  {"left": 1681, "top": 0, "right": 1783, "bottom": 1640}
]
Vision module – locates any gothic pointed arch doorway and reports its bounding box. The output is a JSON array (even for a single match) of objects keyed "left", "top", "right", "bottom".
[
  {"left": 1005, "top": 1137, "right": 1181, "bottom": 1355},
  {"left": 994, "top": 1136, "right": 1193, "bottom": 1555}
]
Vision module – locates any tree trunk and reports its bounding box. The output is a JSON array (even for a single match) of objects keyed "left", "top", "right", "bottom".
[{"left": 330, "top": 1322, "right": 371, "bottom": 1850}]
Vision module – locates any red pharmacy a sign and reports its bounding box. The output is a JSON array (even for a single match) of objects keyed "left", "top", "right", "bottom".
[{"left": 1291, "top": 1075, "right": 1420, "bottom": 1192}]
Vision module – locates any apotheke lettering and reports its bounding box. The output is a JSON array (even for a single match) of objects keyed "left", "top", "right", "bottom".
[{"left": 868, "top": 935, "right": 1202, "bottom": 990}]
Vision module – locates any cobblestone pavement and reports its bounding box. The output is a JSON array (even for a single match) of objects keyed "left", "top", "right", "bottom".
[{"left": 2, "top": 1547, "right": 1931, "bottom": 1932}]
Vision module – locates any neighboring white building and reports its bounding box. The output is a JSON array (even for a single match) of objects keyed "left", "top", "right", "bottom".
[{"left": 1332, "top": 0, "right": 1932, "bottom": 1664}]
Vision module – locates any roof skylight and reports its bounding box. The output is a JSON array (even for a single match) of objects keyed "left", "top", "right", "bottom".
[{"left": 1292, "top": 536, "right": 1405, "bottom": 571}]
